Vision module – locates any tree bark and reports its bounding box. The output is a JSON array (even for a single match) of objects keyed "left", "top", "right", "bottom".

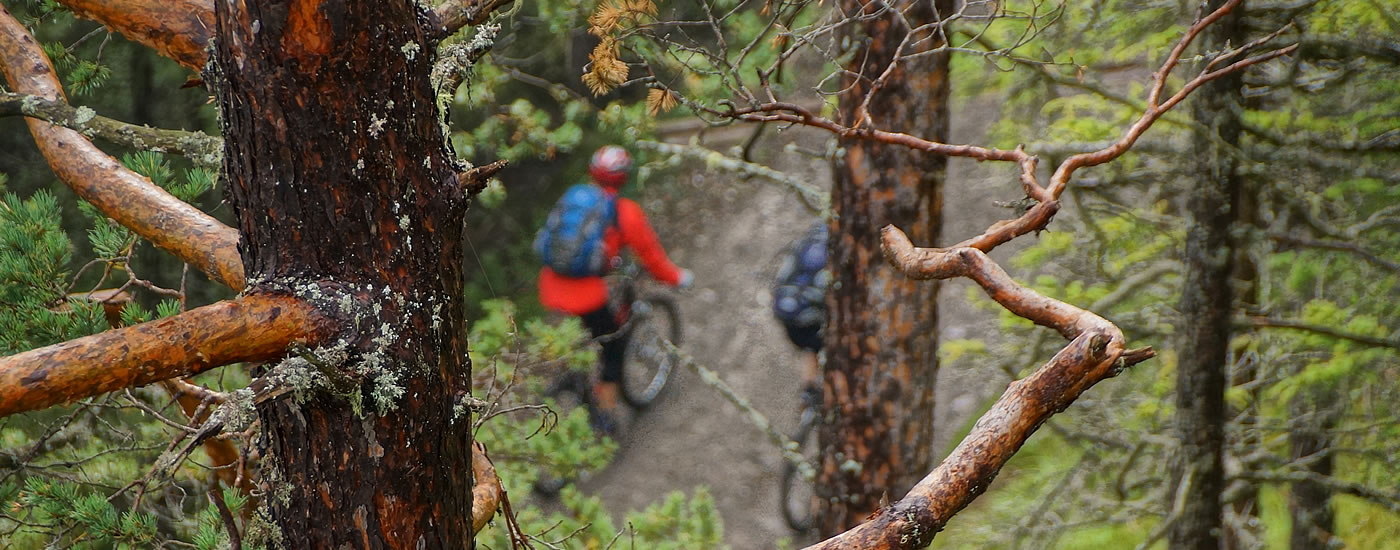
[
  {"left": 819, "top": 0, "right": 950, "bottom": 535},
  {"left": 1170, "top": 2, "right": 1243, "bottom": 548},
  {"left": 212, "top": 1, "right": 477, "bottom": 546}
]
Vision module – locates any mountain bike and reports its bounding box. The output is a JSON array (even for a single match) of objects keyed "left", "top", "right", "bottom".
[
  {"left": 534, "top": 261, "right": 683, "bottom": 495},
  {"left": 779, "top": 388, "right": 821, "bottom": 531}
]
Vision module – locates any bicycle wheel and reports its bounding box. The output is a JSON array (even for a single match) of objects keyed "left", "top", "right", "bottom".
[
  {"left": 619, "top": 294, "right": 682, "bottom": 409},
  {"left": 780, "top": 406, "right": 820, "bottom": 532}
]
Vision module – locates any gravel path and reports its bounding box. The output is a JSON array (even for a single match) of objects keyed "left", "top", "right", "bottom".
[{"left": 558, "top": 95, "right": 1030, "bottom": 547}]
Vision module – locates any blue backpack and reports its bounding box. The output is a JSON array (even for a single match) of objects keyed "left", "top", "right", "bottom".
[
  {"left": 773, "top": 223, "right": 829, "bottom": 326},
  {"left": 534, "top": 183, "right": 618, "bottom": 277}
]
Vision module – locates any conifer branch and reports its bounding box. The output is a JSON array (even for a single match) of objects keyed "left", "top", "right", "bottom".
[
  {"left": 50, "top": 0, "right": 214, "bottom": 71},
  {"left": 0, "top": 8, "right": 246, "bottom": 290},
  {"left": 0, "top": 293, "right": 333, "bottom": 418},
  {"left": 0, "top": 92, "right": 223, "bottom": 167}
]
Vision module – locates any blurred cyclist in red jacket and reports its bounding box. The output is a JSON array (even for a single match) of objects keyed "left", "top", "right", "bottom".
[{"left": 538, "top": 146, "right": 692, "bottom": 428}]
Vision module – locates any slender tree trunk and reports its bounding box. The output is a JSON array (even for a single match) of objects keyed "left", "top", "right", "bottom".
[
  {"left": 213, "top": 1, "right": 476, "bottom": 546},
  {"left": 1288, "top": 397, "right": 1338, "bottom": 550},
  {"left": 1170, "top": 2, "right": 1242, "bottom": 548},
  {"left": 818, "top": 0, "right": 950, "bottom": 536}
]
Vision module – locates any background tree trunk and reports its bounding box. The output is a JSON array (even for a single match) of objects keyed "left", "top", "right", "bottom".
[
  {"left": 1288, "top": 397, "right": 1338, "bottom": 550},
  {"left": 817, "top": 0, "right": 951, "bottom": 535},
  {"left": 1170, "top": 2, "right": 1242, "bottom": 548},
  {"left": 213, "top": 1, "right": 476, "bottom": 546}
]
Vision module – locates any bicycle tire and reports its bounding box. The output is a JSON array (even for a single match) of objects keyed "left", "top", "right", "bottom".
[
  {"left": 780, "top": 406, "right": 819, "bottom": 532},
  {"left": 619, "top": 293, "right": 683, "bottom": 409}
]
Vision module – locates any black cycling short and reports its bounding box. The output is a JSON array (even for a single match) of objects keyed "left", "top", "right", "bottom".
[
  {"left": 579, "top": 305, "right": 628, "bottom": 384},
  {"left": 782, "top": 322, "right": 823, "bottom": 353}
]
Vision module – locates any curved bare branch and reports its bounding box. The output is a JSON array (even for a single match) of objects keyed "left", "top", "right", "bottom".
[
  {"left": 792, "top": 227, "right": 1155, "bottom": 549},
  {"left": 0, "top": 7, "right": 245, "bottom": 290},
  {"left": 0, "top": 293, "right": 333, "bottom": 418},
  {"left": 54, "top": 0, "right": 214, "bottom": 71}
]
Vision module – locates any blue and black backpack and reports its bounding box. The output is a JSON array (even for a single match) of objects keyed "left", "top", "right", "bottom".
[
  {"left": 773, "top": 223, "right": 829, "bottom": 327},
  {"left": 534, "top": 183, "right": 618, "bottom": 277}
]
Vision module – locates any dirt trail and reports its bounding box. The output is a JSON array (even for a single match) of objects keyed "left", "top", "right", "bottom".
[{"left": 569, "top": 95, "right": 1024, "bottom": 547}]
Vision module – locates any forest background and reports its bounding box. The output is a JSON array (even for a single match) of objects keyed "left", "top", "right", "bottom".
[{"left": 0, "top": 0, "right": 1398, "bottom": 549}]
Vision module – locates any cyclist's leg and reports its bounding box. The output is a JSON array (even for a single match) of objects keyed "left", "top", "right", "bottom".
[
  {"left": 783, "top": 321, "right": 824, "bottom": 406},
  {"left": 579, "top": 305, "right": 626, "bottom": 413}
]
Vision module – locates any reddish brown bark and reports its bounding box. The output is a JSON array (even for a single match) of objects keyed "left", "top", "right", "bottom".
[
  {"left": 54, "top": 0, "right": 214, "bottom": 71},
  {"left": 0, "top": 7, "right": 246, "bottom": 290},
  {"left": 212, "top": 1, "right": 479, "bottom": 545},
  {"left": 0, "top": 294, "right": 331, "bottom": 417},
  {"left": 817, "top": 0, "right": 950, "bottom": 534}
]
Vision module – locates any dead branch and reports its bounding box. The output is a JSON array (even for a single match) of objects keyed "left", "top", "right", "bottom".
[
  {"left": 0, "top": 293, "right": 333, "bottom": 418},
  {"left": 472, "top": 442, "right": 502, "bottom": 533},
  {"left": 635, "top": 139, "right": 830, "bottom": 213},
  {"left": 427, "top": 0, "right": 516, "bottom": 41},
  {"left": 795, "top": 226, "right": 1153, "bottom": 549},
  {"left": 0, "top": 92, "right": 223, "bottom": 167},
  {"left": 882, "top": 226, "right": 1117, "bottom": 341},
  {"left": 670, "top": 342, "right": 814, "bottom": 480},
  {"left": 804, "top": 332, "right": 1153, "bottom": 550},
  {"left": 1268, "top": 231, "right": 1400, "bottom": 274},
  {"left": 462, "top": 159, "right": 510, "bottom": 196},
  {"left": 0, "top": 7, "right": 245, "bottom": 290},
  {"left": 52, "top": 0, "right": 214, "bottom": 71},
  {"left": 1239, "top": 316, "right": 1400, "bottom": 350}
]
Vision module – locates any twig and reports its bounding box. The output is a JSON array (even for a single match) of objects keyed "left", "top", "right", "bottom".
[
  {"left": 208, "top": 483, "right": 243, "bottom": 550},
  {"left": 668, "top": 342, "right": 816, "bottom": 480}
]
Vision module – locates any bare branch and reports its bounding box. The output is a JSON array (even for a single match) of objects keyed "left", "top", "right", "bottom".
[
  {"left": 635, "top": 139, "right": 830, "bottom": 213},
  {"left": 52, "top": 0, "right": 214, "bottom": 71},
  {"left": 461, "top": 159, "right": 509, "bottom": 196},
  {"left": 0, "top": 293, "right": 333, "bottom": 418},
  {"left": 1240, "top": 316, "right": 1400, "bottom": 351},
  {"left": 0, "top": 92, "right": 223, "bottom": 167},
  {"left": 804, "top": 332, "right": 1153, "bottom": 550},
  {"left": 794, "top": 225, "right": 1157, "bottom": 549},
  {"left": 0, "top": 8, "right": 246, "bottom": 290},
  {"left": 1268, "top": 231, "right": 1400, "bottom": 274},
  {"left": 427, "top": 0, "right": 516, "bottom": 41}
]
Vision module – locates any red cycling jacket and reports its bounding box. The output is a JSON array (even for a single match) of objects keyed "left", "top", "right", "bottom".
[{"left": 538, "top": 188, "right": 683, "bottom": 315}]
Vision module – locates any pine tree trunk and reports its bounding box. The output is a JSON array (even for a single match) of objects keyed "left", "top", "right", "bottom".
[
  {"left": 212, "top": 1, "right": 476, "bottom": 546},
  {"left": 817, "top": 0, "right": 950, "bottom": 536},
  {"left": 1169, "top": 2, "right": 1242, "bottom": 548}
]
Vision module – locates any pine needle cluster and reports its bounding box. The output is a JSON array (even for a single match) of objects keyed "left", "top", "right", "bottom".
[{"left": 581, "top": 0, "right": 659, "bottom": 96}]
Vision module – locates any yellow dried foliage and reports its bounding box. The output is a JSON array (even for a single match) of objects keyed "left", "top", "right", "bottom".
[
  {"left": 588, "top": 0, "right": 657, "bottom": 36},
  {"left": 583, "top": 37, "right": 629, "bottom": 96},
  {"left": 645, "top": 88, "right": 679, "bottom": 116},
  {"left": 582, "top": 0, "right": 657, "bottom": 95}
]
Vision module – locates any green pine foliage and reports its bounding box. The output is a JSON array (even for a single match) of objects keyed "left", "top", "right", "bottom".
[
  {"left": 932, "top": 2, "right": 1400, "bottom": 547},
  {"left": 469, "top": 299, "right": 727, "bottom": 548},
  {"left": 0, "top": 177, "right": 107, "bottom": 355}
]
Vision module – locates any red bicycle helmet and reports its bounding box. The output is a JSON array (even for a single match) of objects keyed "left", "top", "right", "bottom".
[{"left": 589, "top": 145, "right": 632, "bottom": 189}]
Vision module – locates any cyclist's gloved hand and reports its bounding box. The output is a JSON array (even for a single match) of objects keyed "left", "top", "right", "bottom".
[{"left": 677, "top": 269, "right": 695, "bottom": 289}]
